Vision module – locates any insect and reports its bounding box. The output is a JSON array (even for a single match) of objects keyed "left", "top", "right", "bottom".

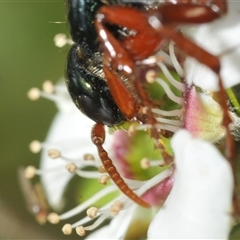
[{"left": 66, "top": 0, "right": 151, "bottom": 207}]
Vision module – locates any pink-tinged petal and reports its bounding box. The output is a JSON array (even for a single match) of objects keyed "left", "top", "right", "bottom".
[
  {"left": 184, "top": 86, "right": 225, "bottom": 142},
  {"left": 142, "top": 176, "right": 173, "bottom": 207},
  {"left": 111, "top": 130, "right": 134, "bottom": 179},
  {"left": 148, "top": 130, "right": 233, "bottom": 239},
  {"left": 184, "top": 1, "right": 240, "bottom": 91}
]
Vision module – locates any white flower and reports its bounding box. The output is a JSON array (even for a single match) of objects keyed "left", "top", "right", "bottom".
[
  {"left": 184, "top": 1, "right": 240, "bottom": 91},
  {"left": 148, "top": 130, "right": 233, "bottom": 239},
  {"left": 23, "top": 1, "right": 240, "bottom": 238}
]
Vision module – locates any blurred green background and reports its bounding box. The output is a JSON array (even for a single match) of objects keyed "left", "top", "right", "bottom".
[{"left": 0, "top": 0, "right": 77, "bottom": 238}]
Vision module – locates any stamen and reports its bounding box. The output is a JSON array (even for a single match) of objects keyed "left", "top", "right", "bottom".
[
  {"left": 62, "top": 223, "right": 72, "bottom": 235},
  {"left": 47, "top": 149, "right": 99, "bottom": 169},
  {"left": 83, "top": 153, "right": 95, "bottom": 161},
  {"left": 152, "top": 108, "right": 183, "bottom": 117},
  {"left": 141, "top": 158, "right": 150, "bottom": 169},
  {"left": 60, "top": 208, "right": 111, "bottom": 236},
  {"left": 42, "top": 80, "right": 55, "bottom": 93},
  {"left": 54, "top": 185, "right": 117, "bottom": 221},
  {"left": 141, "top": 158, "right": 164, "bottom": 169},
  {"left": 128, "top": 123, "right": 137, "bottom": 137},
  {"left": 47, "top": 212, "right": 60, "bottom": 224},
  {"left": 27, "top": 88, "right": 41, "bottom": 100},
  {"left": 138, "top": 55, "right": 164, "bottom": 66},
  {"left": 155, "top": 117, "right": 182, "bottom": 127},
  {"left": 65, "top": 163, "right": 78, "bottom": 173},
  {"left": 169, "top": 41, "right": 184, "bottom": 77},
  {"left": 54, "top": 33, "right": 73, "bottom": 48},
  {"left": 25, "top": 165, "right": 64, "bottom": 179},
  {"left": 146, "top": 70, "right": 157, "bottom": 83},
  {"left": 74, "top": 213, "right": 110, "bottom": 236},
  {"left": 27, "top": 87, "right": 69, "bottom": 105},
  {"left": 155, "top": 124, "right": 180, "bottom": 132},
  {"left": 136, "top": 124, "right": 152, "bottom": 131},
  {"left": 157, "top": 50, "right": 175, "bottom": 66},
  {"left": 157, "top": 62, "right": 186, "bottom": 92},
  {"left": 29, "top": 139, "right": 72, "bottom": 154},
  {"left": 156, "top": 78, "right": 184, "bottom": 105},
  {"left": 98, "top": 174, "right": 110, "bottom": 184},
  {"left": 65, "top": 162, "right": 102, "bottom": 179},
  {"left": 136, "top": 123, "right": 180, "bottom": 133},
  {"left": 24, "top": 166, "right": 36, "bottom": 179},
  {"left": 83, "top": 214, "right": 109, "bottom": 231},
  {"left": 76, "top": 226, "right": 86, "bottom": 236},
  {"left": 29, "top": 140, "right": 42, "bottom": 153},
  {"left": 109, "top": 201, "right": 124, "bottom": 216},
  {"left": 158, "top": 62, "right": 185, "bottom": 92},
  {"left": 98, "top": 166, "right": 107, "bottom": 173},
  {"left": 140, "top": 106, "right": 148, "bottom": 115},
  {"left": 71, "top": 213, "right": 110, "bottom": 236},
  {"left": 86, "top": 207, "right": 98, "bottom": 218},
  {"left": 47, "top": 149, "right": 61, "bottom": 159}
]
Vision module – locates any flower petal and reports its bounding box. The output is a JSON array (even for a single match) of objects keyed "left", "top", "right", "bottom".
[
  {"left": 184, "top": 1, "right": 240, "bottom": 91},
  {"left": 148, "top": 130, "right": 233, "bottom": 239},
  {"left": 40, "top": 110, "right": 114, "bottom": 208},
  {"left": 184, "top": 86, "right": 225, "bottom": 142}
]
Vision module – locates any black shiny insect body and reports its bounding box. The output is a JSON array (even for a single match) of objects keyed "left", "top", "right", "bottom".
[
  {"left": 66, "top": 0, "right": 126, "bottom": 126},
  {"left": 66, "top": 0, "right": 147, "bottom": 126},
  {"left": 66, "top": 43, "right": 124, "bottom": 126},
  {"left": 67, "top": 0, "right": 102, "bottom": 57}
]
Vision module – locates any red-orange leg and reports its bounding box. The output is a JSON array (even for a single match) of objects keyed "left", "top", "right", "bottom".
[
  {"left": 104, "top": 66, "right": 137, "bottom": 119},
  {"left": 151, "top": 25, "right": 234, "bottom": 160},
  {"left": 91, "top": 123, "right": 150, "bottom": 208},
  {"left": 134, "top": 80, "right": 174, "bottom": 164}
]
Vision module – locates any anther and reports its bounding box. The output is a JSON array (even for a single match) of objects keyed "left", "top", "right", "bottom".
[
  {"left": 86, "top": 207, "right": 98, "bottom": 219},
  {"left": 76, "top": 226, "right": 86, "bottom": 236},
  {"left": 98, "top": 166, "right": 106, "bottom": 173},
  {"left": 42, "top": 80, "right": 55, "bottom": 94},
  {"left": 47, "top": 212, "right": 60, "bottom": 224},
  {"left": 27, "top": 88, "right": 41, "bottom": 100},
  {"left": 62, "top": 224, "right": 72, "bottom": 235},
  {"left": 47, "top": 149, "right": 61, "bottom": 159},
  {"left": 128, "top": 124, "right": 137, "bottom": 137},
  {"left": 29, "top": 140, "right": 42, "bottom": 153},
  {"left": 66, "top": 163, "right": 78, "bottom": 173},
  {"left": 146, "top": 70, "right": 156, "bottom": 83},
  {"left": 83, "top": 153, "right": 95, "bottom": 161},
  {"left": 141, "top": 158, "right": 164, "bottom": 168},
  {"left": 54, "top": 33, "right": 73, "bottom": 48},
  {"left": 110, "top": 201, "right": 124, "bottom": 216},
  {"left": 54, "top": 33, "right": 68, "bottom": 47},
  {"left": 140, "top": 106, "right": 148, "bottom": 115},
  {"left": 98, "top": 174, "right": 110, "bottom": 185},
  {"left": 141, "top": 158, "right": 150, "bottom": 169},
  {"left": 24, "top": 166, "right": 36, "bottom": 179}
]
